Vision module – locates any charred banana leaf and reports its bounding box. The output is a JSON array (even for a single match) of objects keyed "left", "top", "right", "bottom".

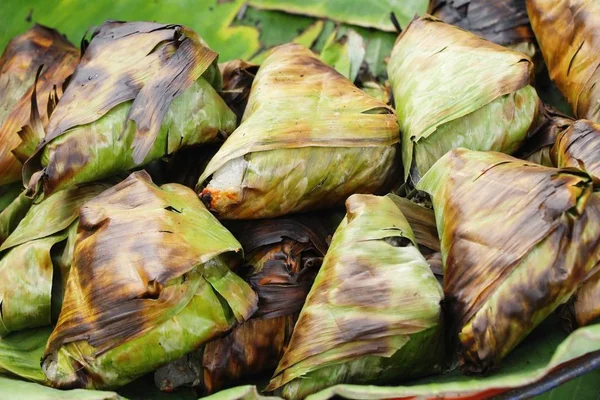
[
  {"left": 527, "top": 0, "right": 600, "bottom": 121},
  {"left": 0, "top": 25, "right": 78, "bottom": 187},
  {"left": 218, "top": 60, "right": 259, "bottom": 125},
  {"left": 24, "top": 21, "right": 236, "bottom": 200},
  {"left": 417, "top": 148, "right": 600, "bottom": 373},
  {"left": 388, "top": 16, "right": 541, "bottom": 184},
  {"left": 551, "top": 119, "right": 600, "bottom": 185},
  {"left": 430, "top": 0, "right": 536, "bottom": 57},
  {"left": 0, "top": 183, "right": 107, "bottom": 336},
  {"left": 197, "top": 43, "right": 399, "bottom": 219},
  {"left": 42, "top": 171, "right": 257, "bottom": 390},
  {"left": 155, "top": 216, "right": 329, "bottom": 394},
  {"left": 267, "top": 194, "right": 444, "bottom": 400},
  {"left": 515, "top": 107, "right": 573, "bottom": 166}
]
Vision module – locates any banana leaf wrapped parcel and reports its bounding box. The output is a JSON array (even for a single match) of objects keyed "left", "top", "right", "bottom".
[
  {"left": 197, "top": 43, "right": 399, "bottom": 219},
  {"left": 527, "top": 0, "right": 600, "bottom": 121},
  {"left": 429, "top": 0, "right": 537, "bottom": 58},
  {"left": 0, "top": 183, "right": 108, "bottom": 336},
  {"left": 24, "top": 21, "right": 236, "bottom": 200},
  {"left": 155, "top": 216, "right": 329, "bottom": 394},
  {"left": 417, "top": 148, "right": 600, "bottom": 373},
  {"left": 388, "top": 16, "right": 542, "bottom": 184},
  {"left": 42, "top": 171, "right": 257, "bottom": 390},
  {"left": 267, "top": 194, "right": 445, "bottom": 400},
  {"left": 0, "top": 24, "right": 78, "bottom": 187}
]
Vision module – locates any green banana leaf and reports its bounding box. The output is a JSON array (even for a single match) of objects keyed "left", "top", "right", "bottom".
[
  {"left": 0, "top": 327, "right": 51, "bottom": 382},
  {"left": 0, "top": 184, "right": 21, "bottom": 212},
  {"left": 305, "top": 317, "right": 600, "bottom": 400},
  {"left": 23, "top": 21, "right": 236, "bottom": 200},
  {"left": 388, "top": 16, "right": 541, "bottom": 184},
  {"left": 203, "top": 386, "right": 279, "bottom": 400},
  {"left": 417, "top": 148, "right": 600, "bottom": 374},
  {"left": 0, "top": 376, "right": 125, "bottom": 400},
  {"left": 0, "top": 188, "right": 32, "bottom": 245},
  {"left": 0, "top": 0, "right": 259, "bottom": 62},
  {"left": 197, "top": 43, "right": 399, "bottom": 219},
  {"left": 43, "top": 171, "right": 257, "bottom": 390},
  {"left": 0, "top": 183, "right": 108, "bottom": 336},
  {"left": 247, "top": 0, "right": 428, "bottom": 31},
  {"left": 267, "top": 194, "right": 444, "bottom": 400}
]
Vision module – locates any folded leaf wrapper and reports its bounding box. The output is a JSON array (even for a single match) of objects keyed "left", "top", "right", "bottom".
[
  {"left": 197, "top": 43, "right": 399, "bottom": 219},
  {"left": 42, "top": 171, "right": 257, "bottom": 390},
  {"left": 267, "top": 194, "right": 444, "bottom": 400},
  {"left": 0, "top": 183, "right": 108, "bottom": 336},
  {"left": 218, "top": 60, "right": 259, "bottom": 125},
  {"left": 417, "top": 148, "right": 600, "bottom": 373},
  {"left": 551, "top": 119, "right": 600, "bottom": 185},
  {"left": 24, "top": 21, "right": 236, "bottom": 200},
  {"left": 388, "top": 16, "right": 541, "bottom": 184},
  {"left": 430, "top": 0, "right": 537, "bottom": 58},
  {"left": 0, "top": 187, "right": 32, "bottom": 246},
  {"left": 0, "top": 24, "right": 78, "bottom": 186},
  {"left": 0, "top": 327, "right": 52, "bottom": 383},
  {"left": 155, "top": 216, "right": 329, "bottom": 394},
  {"left": 527, "top": 0, "right": 600, "bottom": 121}
]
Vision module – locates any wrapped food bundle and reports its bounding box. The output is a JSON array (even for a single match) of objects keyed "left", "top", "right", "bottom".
[
  {"left": 267, "top": 194, "right": 445, "bottom": 400},
  {"left": 388, "top": 16, "right": 542, "bottom": 184},
  {"left": 527, "top": 0, "right": 600, "bottom": 121},
  {"left": 429, "top": 0, "right": 536, "bottom": 57},
  {"left": 155, "top": 216, "right": 329, "bottom": 394},
  {"left": 197, "top": 43, "right": 399, "bottom": 219},
  {"left": 42, "top": 171, "right": 257, "bottom": 389},
  {"left": 417, "top": 148, "right": 600, "bottom": 373},
  {"left": 23, "top": 21, "right": 236, "bottom": 200},
  {"left": 0, "top": 24, "right": 78, "bottom": 187},
  {"left": 0, "top": 183, "right": 108, "bottom": 336}
]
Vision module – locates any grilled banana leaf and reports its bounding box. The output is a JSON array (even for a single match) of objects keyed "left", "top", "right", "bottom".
[
  {"left": 42, "top": 171, "right": 257, "bottom": 390},
  {"left": 267, "top": 194, "right": 444, "bottom": 400},
  {"left": 430, "top": 0, "right": 536, "bottom": 58},
  {"left": 551, "top": 119, "right": 600, "bottom": 185},
  {"left": 0, "top": 183, "right": 108, "bottom": 336},
  {"left": 23, "top": 21, "right": 236, "bottom": 200},
  {"left": 388, "top": 16, "right": 541, "bottom": 184},
  {"left": 417, "top": 148, "right": 600, "bottom": 373},
  {"left": 0, "top": 24, "right": 78, "bottom": 186},
  {"left": 197, "top": 43, "right": 399, "bottom": 219},
  {"left": 155, "top": 216, "right": 329, "bottom": 394},
  {"left": 527, "top": 0, "right": 600, "bottom": 121}
]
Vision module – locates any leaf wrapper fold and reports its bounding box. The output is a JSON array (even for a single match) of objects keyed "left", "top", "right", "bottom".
[
  {"left": 218, "top": 59, "right": 259, "bottom": 125},
  {"left": 388, "top": 16, "right": 540, "bottom": 183},
  {"left": 198, "top": 43, "right": 399, "bottom": 219},
  {"left": 43, "top": 171, "right": 257, "bottom": 389},
  {"left": 417, "top": 148, "right": 600, "bottom": 373},
  {"left": 527, "top": 0, "right": 600, "bottom": 121},
  {"left": 430, "top": 0, "right": 536, "bottom": 57},
  {"left": 0, "top": 183, "right": 107, "bottom": 336},
  {"left": 551, "top": 119, "right": 600, "bottom": 185},
  {"left": 0, "top": 24, "right": 78, "bottom": 186},
  {"left": 267, "top": 194, "right": 444, "bottom": 400},
  {"left": 23, "top": 21, "right": 236, "bottom": 200},
  {"left": 155, "top": 216, "right": 329, "bottom": 394}
]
